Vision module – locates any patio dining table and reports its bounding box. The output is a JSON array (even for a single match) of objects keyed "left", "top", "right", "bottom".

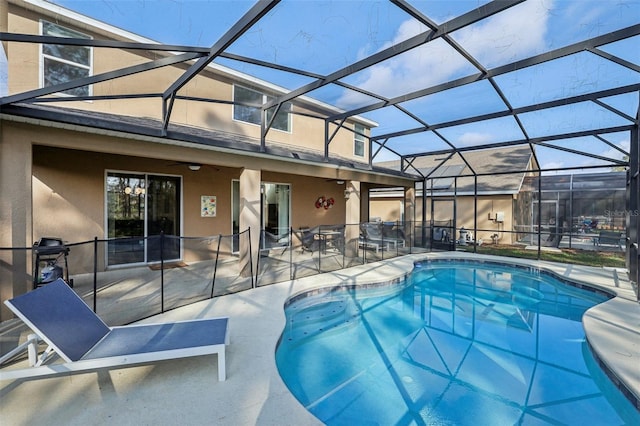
[{"left": 315, "top": 230, "right": 344, "bottom": 254}]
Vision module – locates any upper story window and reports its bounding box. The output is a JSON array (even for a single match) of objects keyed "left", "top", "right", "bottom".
[
  {"left": 354, "top": 123, "right": 366, "bottom": 157},
  {"left": 233, "top": 85, "right": 292, "bottom": 132},
  {"left": 41, "top": 21, "right": 92, "bottom": 97}
]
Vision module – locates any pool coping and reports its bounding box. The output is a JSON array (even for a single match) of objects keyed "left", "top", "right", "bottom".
[{"left": 1, "top": 252, "right": 638, "bottom": 424}]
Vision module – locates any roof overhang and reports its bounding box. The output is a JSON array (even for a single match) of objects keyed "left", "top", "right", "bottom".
[{"left": 1, "top": 103, "right": 413, "bottom": 184}]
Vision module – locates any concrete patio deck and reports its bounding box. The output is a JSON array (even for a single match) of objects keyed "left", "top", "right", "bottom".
[{"left": 1, "top": 252, "right": 638, "bottom": 425}]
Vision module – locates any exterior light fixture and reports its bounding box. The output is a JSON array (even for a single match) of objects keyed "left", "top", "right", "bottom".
[
  {"left": 336, "top": 180, "right": 345, "bottom": 185},
  {"left": 188, "top": 163, "right": 202, "bottom": 171}
]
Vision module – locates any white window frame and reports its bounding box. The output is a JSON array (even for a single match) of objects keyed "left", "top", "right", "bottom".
[
  {"left": 354, "top": 123, "right": 366, "bottom": 157},
  {"left": 232, "top": 84, "right": 292, "bottom": 133},
  {"left": 39, "top": 20, "right": 93, "bottom": 97},
  {"left": 261, "top": 181, "right": 291, "bottom": 250}
]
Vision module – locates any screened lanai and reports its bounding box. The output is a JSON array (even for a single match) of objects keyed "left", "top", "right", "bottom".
[{"left": 1, "top": 0, "right": 638, "bottom": 285}]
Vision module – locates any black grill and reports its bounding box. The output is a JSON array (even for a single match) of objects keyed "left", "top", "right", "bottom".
[{"left": 33, "top": 237, "right": 71, "bottom": 288}]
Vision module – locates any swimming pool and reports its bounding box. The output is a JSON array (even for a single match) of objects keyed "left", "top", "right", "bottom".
[{"left": 276, "top": 259, "right": 640, "bottom": 425}]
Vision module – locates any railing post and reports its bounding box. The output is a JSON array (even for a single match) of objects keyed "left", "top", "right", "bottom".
[
  {"left": 248, "top": 228, "right": 255, "bottom": 289},
  {"left": 363, "top": 222, "right": 368, "bottom": 264},
  {"left": 289, "top": 227, "right": 294, "bottom": 281},
  {"left": 93, "top": 236, "right": 98, "bottom": 313},
  {"left": 537, "top": 174, "right": 542, "bottom": 260},
  {"left": 342, "top": 223, "right": 346, "bottom": 269},
  {"left": 255, "top": 228, "right": 263, "bottom": 287},
  {"left": 318, "top": 225, "right": 322, "bottom": 272},
  {"left": 160, "top": 232, "right": 164, "bottom": 313},
  {"left": 211, "top": 235, "right": 222, "bottom": 298},
  {"left": 380, "top": 222, "right": 385, "bottom": 260},
  {"left": 409, "top": 220, "right": 413, "bottom": 254}
]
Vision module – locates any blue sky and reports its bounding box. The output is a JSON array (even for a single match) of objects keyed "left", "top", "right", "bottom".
[{"left": 4, "top": 0, "right": 640, "bottom": 172}]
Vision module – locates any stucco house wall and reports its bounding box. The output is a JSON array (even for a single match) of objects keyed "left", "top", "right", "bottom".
[
  {"left": 5, "top": 0, "right": 371, "bottom": 162},
  {"left": 369, "top": 197, "right": 405, "bottom": 222},
  {"left": 420, "top": 196, "right": 515, "bottom": 244},
  {"left": 0, "top": 0, "right": 418, "bottom": 318}
]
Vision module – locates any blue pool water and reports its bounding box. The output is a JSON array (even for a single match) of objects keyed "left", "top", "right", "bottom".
[{"left": 276, "top": 260, "right": 640, "bottom": 425}]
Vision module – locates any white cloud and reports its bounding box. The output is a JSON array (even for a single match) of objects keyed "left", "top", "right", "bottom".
[
  {"left": 540, "top": 134, "right": 629, "bottom": 174},
  {"left": 599, "top": 139, "right": 630, "bottom": 161},
  {"left": 453, "top": 0, "right": 552, "bottom": 66},
  {"left": 457, "top": 132, "right": 493, "bottom": 146},
  {"left": 336, "top": 0, "right": 553, "bottom": 109},
  {"left": 542, "top": 160, "right": 564, "bottom": 170},
  {"left": 540, "top": 160, "right": 566, "bottom": 175},
  {"left": 566, "top": 0, "right": 609, "bottom": 32}
]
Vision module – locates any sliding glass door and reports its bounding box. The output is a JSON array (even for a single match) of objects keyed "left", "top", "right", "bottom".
[
  {"left": 106, "top": 173, "right": 145, "bottom": 265},
  {"left": 262, "top": 182, "right": 290, "bottom": 248},
  {"left": 230, "top": 181, "right": 291, "bottom": 252},
  {"left": 107, "top": 172, "right": 181, "bottom": 265}
]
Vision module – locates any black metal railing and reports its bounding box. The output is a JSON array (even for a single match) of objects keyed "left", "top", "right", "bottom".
[{"left": 0, "top": 220, "right": 631, "bottom": 358}]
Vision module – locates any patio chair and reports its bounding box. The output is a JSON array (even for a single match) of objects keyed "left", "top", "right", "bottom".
[
  {"left": 593, "top": 230, "right": 623, "bottom": 250},
  {"left": 382, "top": 223, "right": 406, "bottom": 248},
  {"left": 298, "top": 227, "right": 320, "bottom": 254},
  {"left": 0, "top": 279, "right": 229, "bottom": 382},
  {"left": 359, "top": 222, "right": 393, "bottom": 252}
]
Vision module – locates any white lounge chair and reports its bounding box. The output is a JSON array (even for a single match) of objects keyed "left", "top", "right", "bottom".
[
  {"left": 360, "top": 222, "right": 394, "bottom": 252},
  {"left": 382, "top": 223, "right": 406, "bottom": 248},
  {"left": 0, "top": 279, "right": 229, "bottom": 382}
]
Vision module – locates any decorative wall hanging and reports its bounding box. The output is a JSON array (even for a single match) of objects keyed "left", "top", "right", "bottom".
[
  {"left": 315, "top": 196, "right": 335, "bottom": 209},
  {"left": 201, "top": 195, "right": 217, "bottom": 217}
]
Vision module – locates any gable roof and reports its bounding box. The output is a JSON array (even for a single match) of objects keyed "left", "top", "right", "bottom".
[{"left": 376, "top": 145, "right": 535, "bottom": 195}]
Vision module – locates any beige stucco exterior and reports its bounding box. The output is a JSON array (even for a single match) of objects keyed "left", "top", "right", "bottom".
[
  {"left": 0, "top": 0, "right": 418, "bottom": 318},
  {"left": 370, "top": 197, "right": 405, "bottom": 222},
  {"left": 5, "top": 117, "right": 408, "bottom": 248},
  {"left": 426, "top": 196, "right": 516, "bottom": 245},
  {"left": 3, "top": 0, "right": 371, "bottom": 160}
]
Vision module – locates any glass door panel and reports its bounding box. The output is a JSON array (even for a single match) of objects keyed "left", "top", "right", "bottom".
[
  {"left": 106, "top": 173, "right": 146, "bottom": 265},
  {"left": 262, "top": 183, "right": 290, "bottom": 249},
  {"left": 147, "top": 175, "right": 181, "bottom": 262},
  {"left": 106, "top": 172, "right": 181, "bottom": 265}
]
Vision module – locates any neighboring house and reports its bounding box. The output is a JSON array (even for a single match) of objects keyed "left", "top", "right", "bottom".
[
  {"left": 372, "top": 147, "right": 628, "bottom": 248},
  {"left": 372, "top": 145, "right": 537, "bottom": 244},
  {"left": 0, "top": 0, "right": 416, "bottom": 315}
]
